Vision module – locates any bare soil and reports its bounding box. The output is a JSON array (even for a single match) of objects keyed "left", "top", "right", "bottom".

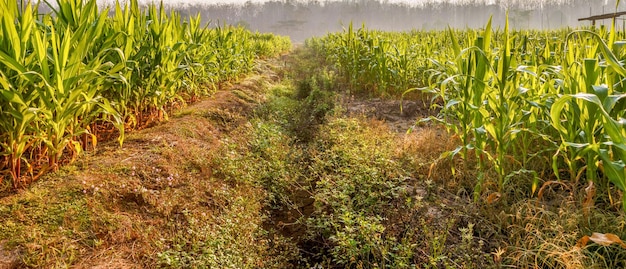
[
  {"left": 0, "top": 242, "right": 18, "bottom": 269},
  {"left": 341, "top": 96, "right": 438, "bottom": 133}
]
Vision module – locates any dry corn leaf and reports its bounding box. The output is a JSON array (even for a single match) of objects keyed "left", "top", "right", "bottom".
[
  {"left": 486, "top": 192, "right": 501, "bottom": 204},
  {"left": 427, "top": 162, "right": 436, "bottom": 179},
  {"left": 536, "top": 180, "right": 570, "bottom": 204},
  {"left": 577, "top": 233, "right": 626, "bottom": 248},
  {"left": 582, "top": 181, "right": 595, "bottom": 218}
]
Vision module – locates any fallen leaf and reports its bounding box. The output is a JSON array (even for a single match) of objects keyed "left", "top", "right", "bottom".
[{"left": 577, "top": 232, "right": 626, "bottom": 249}]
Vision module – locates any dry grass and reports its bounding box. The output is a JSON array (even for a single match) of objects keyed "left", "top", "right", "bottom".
[{"left": 392, "top": 116, "right": 626, "bottom": 268}]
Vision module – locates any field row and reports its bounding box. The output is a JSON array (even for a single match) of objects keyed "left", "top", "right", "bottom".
[
  {"left": 309, "top": 19, "right": 626, "bottom": 208},
  {"left": 0, "top": 0, "right": 291, "bottom": 188}
]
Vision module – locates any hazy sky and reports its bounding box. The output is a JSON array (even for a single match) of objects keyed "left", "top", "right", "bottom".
[
  {"left": 138, "top": 0, "right": 490, "bottom": 5},
  {"left": 121, "top": 0, "right": 620, "bottom": 13},
  {"left": 132, "top": 0, "right": 600, "bottom": 7},
  {"left": 161, "top": 0, "right": 411, "bottom": 3}
]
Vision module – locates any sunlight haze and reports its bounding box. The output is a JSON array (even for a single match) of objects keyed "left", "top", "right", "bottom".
[{"left": 96, "top": 0, "right": 626, "bottom": 42}]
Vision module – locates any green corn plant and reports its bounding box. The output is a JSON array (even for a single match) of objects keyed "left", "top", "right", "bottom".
[
  {"left": 0, "top": 0, "right": 291, "bottom": 188},
  {"left": 179, "top": 13, "right": 213, "bottom": 97},
  {"left": 40, "top": 0, "right": 124, "bottom": 170},
  {"left": 0, "top": 0, "right": 123, "bottom": 185},
  {"left": 309, "top": 3, "right": 626, "bottom": 209},
  {"left": 551, "top": 90, "right": 626, "bottom": 195},
  {"left": 0, "top": 0, "right": 41, "bottom": 186},
  {"left": 551, "top": 19, "right": 626, "bottom": 208}
]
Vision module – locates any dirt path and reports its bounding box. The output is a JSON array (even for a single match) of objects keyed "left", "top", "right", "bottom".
[
  {"left": 0, "top": 49, "right": 493, "bottom": 269},
  {"left": 0, "top": 58, "right": 288, "bottom": 268}
]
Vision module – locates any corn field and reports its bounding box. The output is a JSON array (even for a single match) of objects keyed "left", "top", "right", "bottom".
[
  {"left": 0, "top": 0, "right": 290, "bottom": 188},
  {"left": 310, "top": 17, "right": 626, "bottom": 208}
]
